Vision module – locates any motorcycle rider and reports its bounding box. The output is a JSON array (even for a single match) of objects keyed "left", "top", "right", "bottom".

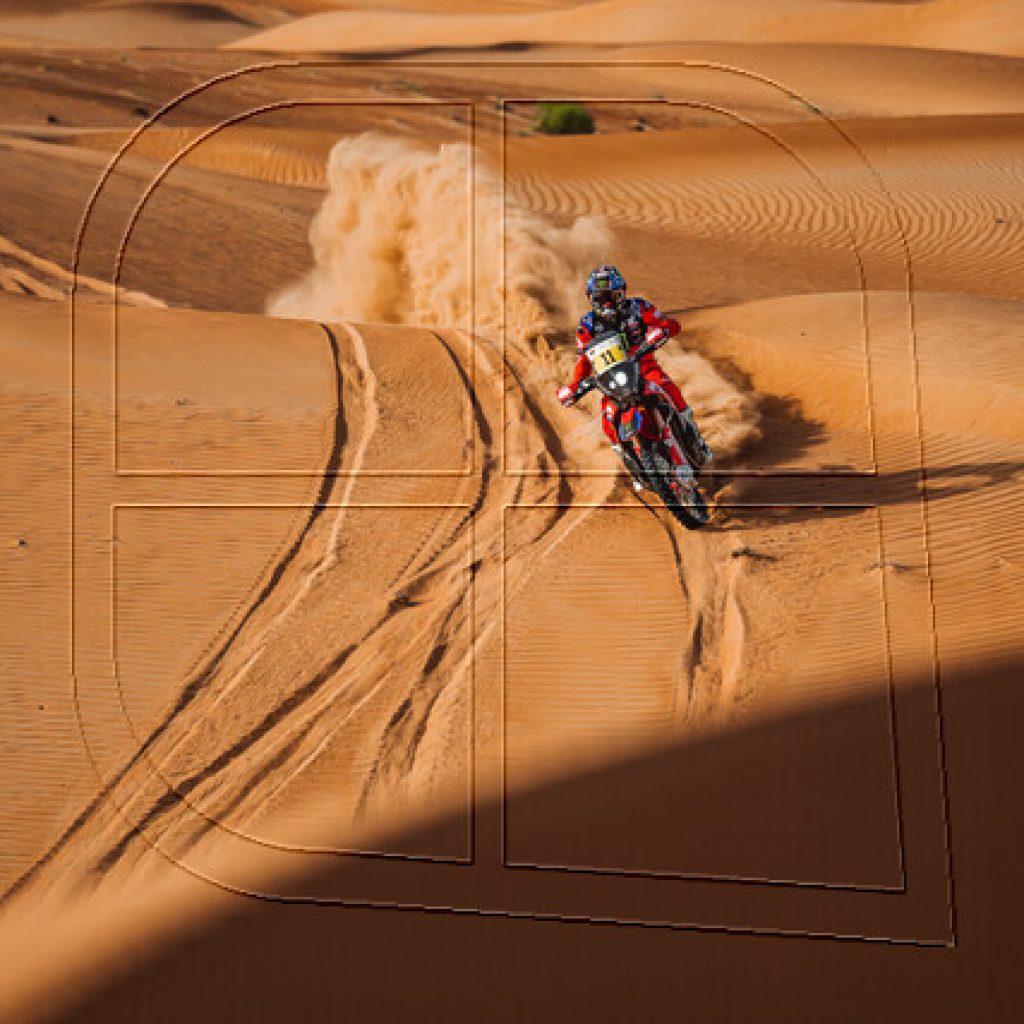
[{"left": 556, "top": 265, "right": 712, "bottom": 480}]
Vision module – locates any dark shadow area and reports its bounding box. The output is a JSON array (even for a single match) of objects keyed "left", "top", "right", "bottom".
[
  {"left": 695, "top": 348, "right": 831, "bottom": 472},
  {"left": 152, "top": 4, "right": 258, "bottom": 27},
  {"left": 332, "top": 40, "right": 535, "bottom": 61},
  {"left": 717, "top": 459, "right": 1024, "bottom": 530},
  {"left": 503, "top": 688, "right": 900, "bottom": 884},
  {"left": 40, "top": 654, "right": 1024, "bottom": 1023}
]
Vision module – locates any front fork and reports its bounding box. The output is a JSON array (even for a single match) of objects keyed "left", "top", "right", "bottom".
[
  {"left": 611, "top": 403, "right": 688, "bottom": 490},
  {"left": 610, "top": 439, "right": 644, "bottom": 488}
]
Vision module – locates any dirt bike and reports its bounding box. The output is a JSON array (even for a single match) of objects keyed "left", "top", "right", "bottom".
[{"left": 569, "top": 328, "right": 712, "bottom": 530}]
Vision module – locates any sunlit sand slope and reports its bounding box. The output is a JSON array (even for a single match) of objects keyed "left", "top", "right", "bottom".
[
  {"left": 230, "top": 0, "right": 1024, "bottom": 57},
  {"left": 2, "top": 271, "right": 1021, "bottom": 912}
]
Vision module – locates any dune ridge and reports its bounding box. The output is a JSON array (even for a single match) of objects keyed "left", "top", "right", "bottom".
[
  {"left": 0, "top": 0, "right": 275, "bottom": 49},
  {"left": 228, "top": 0, "right": 1024, "bottom": 57},
  {"left": 0, "top": 235, "right": 165, "bottom": 307}
]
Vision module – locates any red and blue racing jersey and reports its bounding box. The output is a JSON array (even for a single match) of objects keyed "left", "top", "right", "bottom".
[{"left": 569, "top": 298, "right": 681, "bottom": 392}]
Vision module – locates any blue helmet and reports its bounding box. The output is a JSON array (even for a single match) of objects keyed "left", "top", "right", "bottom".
[{"left": 586, "top": 264, "right": 626, "bottom": 314}]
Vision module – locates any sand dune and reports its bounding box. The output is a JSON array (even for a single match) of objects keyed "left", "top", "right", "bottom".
[
  {"left": 0, "top": 0, "right": 595, "bottom": 50},
  {"left": 3, "top": 277, "right": 1020, "bottom": 903},
  {"left": 3, "top": 93, "right": 1021, "bottom": 871},
  {"left": 2, "top": 277, "right": 1021, "bottom": 1015},
  {"left": 230, "top": 0, "right": 1024, "bottom": 57},
  {"left": 0, "top": 1, "right": 280, "bottom": 49},
  {"left": 1, "top": 1, "right": 1023, "bottom": 1017}
]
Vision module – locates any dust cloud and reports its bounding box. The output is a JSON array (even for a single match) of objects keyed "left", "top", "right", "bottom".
[
  {"left": 268, "top": 132, "right": 610, "bottom": 338},
  {"left": 662, "top": 349, "right": 762, "bottom": 459}
]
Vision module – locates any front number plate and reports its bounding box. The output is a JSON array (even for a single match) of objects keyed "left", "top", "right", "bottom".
[{"left": 587, "top": 334, "right": 627, "bottom": 371}]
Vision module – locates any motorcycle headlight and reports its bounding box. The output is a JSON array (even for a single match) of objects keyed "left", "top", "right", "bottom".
[{"left": 615, "top": 371, "right": 629, "bottom": 386}]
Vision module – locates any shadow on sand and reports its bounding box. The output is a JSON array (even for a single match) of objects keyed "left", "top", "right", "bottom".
[{"left": 41, "top": 653, "right": 1024, "bottom": 1023}]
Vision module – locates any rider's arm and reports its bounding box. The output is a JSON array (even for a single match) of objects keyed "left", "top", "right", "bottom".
[
  {"left": 570, "top": 351, "right": 593, "bottom": 391},
  {"left": 557, "top": 352, "right": 593, "bottom": 407},
  {"left": 557, "top": 326, "right": 594, "bottom": 406},
  {"left": 639, "top": 299, "right": 681, "bottom": 342},
  {"left": 570, "top": 323, "right": 594, "bottom": 390}
]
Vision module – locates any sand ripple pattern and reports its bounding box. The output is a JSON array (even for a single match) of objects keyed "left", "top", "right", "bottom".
[{"left": 509, "top": 150, "right": 1024, "bottom": 298}]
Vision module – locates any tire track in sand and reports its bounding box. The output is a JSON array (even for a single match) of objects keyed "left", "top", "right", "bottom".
[
  {"left": 72, "top": 322, "right": 491, "bottom": 875},
  {"left": 1, "top": 320, "right": 356, "bottom": 900}
]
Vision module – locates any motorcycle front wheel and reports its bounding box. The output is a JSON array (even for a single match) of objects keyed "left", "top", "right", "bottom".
[{"left": 639, "top": 443, "right": 710, "bottom": 530}]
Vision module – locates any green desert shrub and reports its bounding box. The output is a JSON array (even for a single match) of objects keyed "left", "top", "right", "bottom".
[{"left": 532, "top": 102, "right": 595, "bottom": 135}]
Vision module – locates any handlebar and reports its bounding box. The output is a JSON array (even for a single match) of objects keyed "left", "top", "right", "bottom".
[{"left": 571, "top": 332, "right": 666, "bottom": 403}]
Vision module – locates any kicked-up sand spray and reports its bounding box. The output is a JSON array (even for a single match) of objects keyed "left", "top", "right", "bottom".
[{"left": 267, "top": 132, "right": 611, "bottom": 338}]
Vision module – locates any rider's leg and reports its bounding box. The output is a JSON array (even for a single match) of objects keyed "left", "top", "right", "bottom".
[
  {"left": 641, "top": 365, "right": 713, "bottom": 467},
  {"left": 644, "top": 367, "right": 687, "bottom": 412}
]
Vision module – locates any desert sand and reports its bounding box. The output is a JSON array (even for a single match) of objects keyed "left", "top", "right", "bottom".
[{"left": 0, "top": 1, "right": 1022, "bottom": 1020}]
